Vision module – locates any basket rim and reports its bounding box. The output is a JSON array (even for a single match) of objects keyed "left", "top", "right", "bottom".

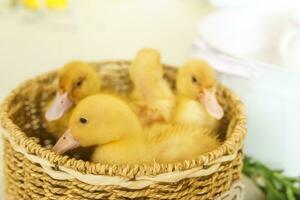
[{"left": 0, "top": 61, "right": 247, "bottom": 178}]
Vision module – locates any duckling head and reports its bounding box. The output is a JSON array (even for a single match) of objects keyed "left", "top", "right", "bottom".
[
  {"left": 45, "top": 61, "right": 101, "bottom": 121},
  {"left": 129, "top": 48, "right": 163, "bottom": 87},
  {"left": 53, "top": 94, "right": 142, "bottom": 154},
  {"left": 177, "top": 59, "right": 224, "bottom": 120}
]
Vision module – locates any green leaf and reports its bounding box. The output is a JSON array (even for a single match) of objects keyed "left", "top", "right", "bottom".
[
  {"left": 265, "top": 179, "right": 285, "bottom": 200},
  {"left": 290, "top": 184, "right": 300, "bottom": 195},
  {"left": 286, "top": 186, "right": 296, "bottom": 200},
  {"left": 243, "top": 156, "right": 300, "bottom": 200}
]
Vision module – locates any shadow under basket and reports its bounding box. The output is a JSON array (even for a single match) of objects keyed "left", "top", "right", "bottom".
[{"left": 0, "top": 61, "right": 247, "bottom": 200}]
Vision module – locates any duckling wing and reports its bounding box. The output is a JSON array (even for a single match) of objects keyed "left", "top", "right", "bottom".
[{"left": 146, "top": 124, "right": 221, "bottom": 163}]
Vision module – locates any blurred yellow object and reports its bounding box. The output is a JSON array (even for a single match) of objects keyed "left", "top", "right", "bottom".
[
  {"left": 23, "top": 0, "right": 40, "bottom": 10},
  {"left": 23, "top": 0, "right": 67, "bottom": 10},
  {"left": 47, "top": 0, "right": 67, "bottom": 9}
]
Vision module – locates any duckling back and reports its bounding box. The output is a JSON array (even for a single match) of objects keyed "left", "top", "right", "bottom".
[
  {"left": 146, "top": 123, "right": 221, "bottom": 163},
  {"left": 129, "top": 48, "right": 175, "bottom": 125}
]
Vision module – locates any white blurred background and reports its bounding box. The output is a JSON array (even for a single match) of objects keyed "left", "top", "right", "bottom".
[{"left": 0, "top": 0, "right": 211, "bottom": 99}]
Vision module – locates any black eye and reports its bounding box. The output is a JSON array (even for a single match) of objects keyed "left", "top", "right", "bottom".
[
  {"left": 76, "top": 80, "right": 83, "bottom": 87},
  {"left": 191, "top": 76, "right": 198, "bottom": 84},
  {"left": 79, "top": 117, "right": 88, "bottom": 124}
]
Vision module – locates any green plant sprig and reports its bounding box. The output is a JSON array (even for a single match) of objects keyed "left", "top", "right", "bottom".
[{"left": 243, "top": 156, "right": 300, "bottom": 200}]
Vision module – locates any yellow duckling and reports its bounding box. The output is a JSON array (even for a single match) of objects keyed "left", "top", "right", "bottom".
[
  {"left": 129, "top": 48, "right": 175, "bottom": 125},
  {"left": 23, "top": 0, "right": 67, "bottom": 10},
  {"left": 45, "top": 61, "right": 101, "bottom": 138},
  {"left": 173, "top": 59, "right": 224, "bottom": 131},
  {"left": 53, "top": 94, "right": 221, "bottom": 165}
]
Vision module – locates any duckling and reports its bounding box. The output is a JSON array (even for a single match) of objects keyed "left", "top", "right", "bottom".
[
  {"left": 173, "top": 59, "right": 224, "bottom": 131},
  {"left": 129, "top": 48, "right": 175, "bottom": 125},
  {"left": 45, "top": 61, "right": 101, "bottom": 138},
  {"left": 53, "top": 94, "right": 221, "bottom": 165}
]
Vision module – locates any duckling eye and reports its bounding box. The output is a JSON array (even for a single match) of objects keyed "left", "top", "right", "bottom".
[
  {"left": 79, "top": 117, "right": 88, "bottom": 124},
  {"left": 76, "top": 80, "right": 83, "bottom": 87},
  {"left": 191, "top": 76, "right": 198, "bottom": 84}
]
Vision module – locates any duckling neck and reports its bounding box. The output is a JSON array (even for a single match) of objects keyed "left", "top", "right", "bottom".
[
  {"left": 176, "top": 94, "right": 206, "bottom": 111},
  {"left": 177, "top": 93, "right": 196, "bottom": 101},
  {"left": 175, "top": 94, "right": 219, "bottom": 127},
  {"left": 93, "top": 132, "right": 150, "bottom": 164}
]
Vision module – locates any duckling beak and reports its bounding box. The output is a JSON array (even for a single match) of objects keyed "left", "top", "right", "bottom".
[
  {"left": 198, "top": 89, "right": 224, "bottom": 120},
  {"left": 53, "top": 129, "right": 80, "bottom": 154},
  {"left": 45, "top": 92, "right": 74, "bottom": 121}
]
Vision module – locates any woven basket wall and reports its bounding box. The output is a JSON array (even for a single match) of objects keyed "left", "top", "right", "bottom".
[{"left": 0, "top": 61, "right": 247, "bottom": 200}]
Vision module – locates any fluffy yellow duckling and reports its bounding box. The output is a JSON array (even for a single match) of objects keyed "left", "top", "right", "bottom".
[
  {"left": 173, "top": 59, "right": 224, "bottom": 131},
  {"left": 45, "top": 61, "right": 101, "bottom": 138},
  {"left": 53, "top": 94, "right": 221, "bottom": 165},
  {"left": 129, "top": 48, "right": 175, "bottom": 125}
]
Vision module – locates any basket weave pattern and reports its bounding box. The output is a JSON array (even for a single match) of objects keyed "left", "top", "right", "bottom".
[{"left": 0, "top": 61, "right": 247, "bottom": 200}]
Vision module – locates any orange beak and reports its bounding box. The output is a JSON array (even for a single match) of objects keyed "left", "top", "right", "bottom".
[
  {"left": 198, "top": 88, "right": 224, "bottom": 120},
  {"left": 53, "top": 129, "right": 80, "bottom": 154},
  {"left": 45, "top": 92, "right": 74, "bottom": 121}
]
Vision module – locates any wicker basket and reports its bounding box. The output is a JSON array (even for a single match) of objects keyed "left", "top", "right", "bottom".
[{"left": 0, "top": 61, "right": 247, "bottom": 200}]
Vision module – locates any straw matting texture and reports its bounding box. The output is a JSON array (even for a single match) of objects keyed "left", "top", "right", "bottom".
[{"left": 0, "top": 61, "right": 247, "bottom": 200}]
